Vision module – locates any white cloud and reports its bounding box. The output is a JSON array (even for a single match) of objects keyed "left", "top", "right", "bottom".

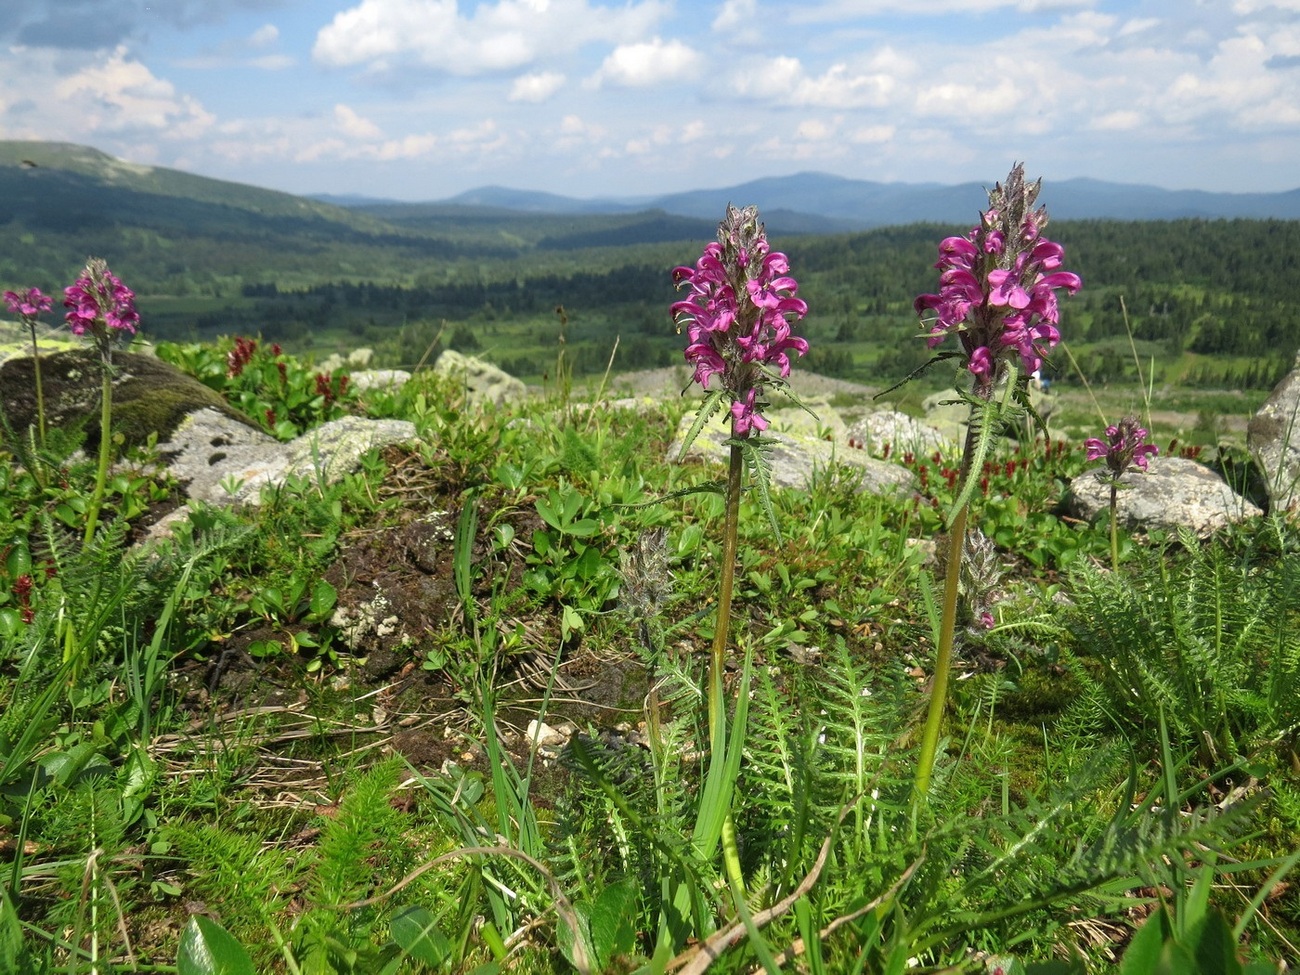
[
  {"left": 509, "top": 70, "right": 565, "bottom": 102},
  {"left": 249, "top": 55, "right": 295, "bottom": 71},
  {"left": 334, "top": 103, "right": 383, "bottom": 139},
  {"left": 1090, "top": 109, "right": 1142, "bottom": 131},
  {"left": 589, "top": 37, "right": 702, "bottom": 87},
  {"left": 713, "top": 0, "right": 756, "bottom": 31},
  {"left": 791, "top": 0, "right": 1091, "bottom": 20},
  {"left": 248, "top": 24, "right": 279, "bottom": 48},
  {"left": 1234, "top": 0, "right": 1300, "bottom": 13},
  {"left": 731, "top": 55, "right": 902, "bottom": 108},
  {"left": 42, "top": 46, "right": 214, "bottom": 137},
  {"left": 313, "top": 0, "right": 670, "bottom": 75},
  {"left": 849, "top": 123, "right": 894, "bottom": 144}
]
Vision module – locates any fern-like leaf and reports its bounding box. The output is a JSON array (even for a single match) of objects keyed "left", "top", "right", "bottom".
[
  {"left": 676, "top": 386, "right": 729, "bottom": 462},
  {"left": 737, "top": 435, "right": 783, "bottom": 543}
]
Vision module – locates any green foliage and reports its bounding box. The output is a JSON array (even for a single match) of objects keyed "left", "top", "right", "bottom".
[
  {"left": 4, "top": 304, "right": 1300, "bottom": 972},
  {"left": 178, "top": 915, "right": 257, "bottom": 975},
  {"left": 1062, "top": 519, "right": 1300, "bottom": 766},
  {"left": 157, "top": 336, "right": 361, "bottom": 439},
  {"left": 524, "top": 479, "right": 619, "bottom": 637}
]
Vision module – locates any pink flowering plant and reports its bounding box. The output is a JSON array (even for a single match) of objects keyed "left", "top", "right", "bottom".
[
  {"left": 909, "top": 165, "right": 1081, "bottom": 803},
  {"left": 3, "top": 287, "right": 53, "bottom": 447},
  {"left": 1086, "top": 415, "right": 1159, "bottom": 570},
  {"left": 670, "top": 204, "right": 809, "bottom": 944},
  {"left": 62, "top": 258, "right": 140, "bottom": 546}
]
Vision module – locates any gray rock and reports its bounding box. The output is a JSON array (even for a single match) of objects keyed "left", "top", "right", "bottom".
[
  {"left": 0, "top": 349, "right": 241, "bottom": 451},
  {"left": 1066, "top": 456, "right": 1262, "bottom": 537},
  {"left": 846, "top": 409, "right": 953, "bottom": 457},
  {"left": 1246, "top": 350, "right": 1300, "bottom": 515},
  {"left": 669, "top": 405, "right": 917, "bottom": 496},
  {"left": 922, "top": 390, "right": 970, "bottom": 446},
  {"left": 434, "top": 350, "right": 526, "bottom": 405},
  {"left": 158, "top": 409, "right": 416, "bottom": 507},
  {"left": 349, "top": 369, "right": 412, "bottom": 394}
]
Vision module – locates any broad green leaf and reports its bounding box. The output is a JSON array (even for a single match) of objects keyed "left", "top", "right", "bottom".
[
  {"left": 1119, "top": 909, "right": 1173, "bottom": 975},
  {"left": 1185, "top": 909, "right": 1244, "bottom": 975},
  {"left": 309, "top": 578, "right": 337, "bottom": 617},
  {"left": 535, "top": 497, "right": 560, "bottom": 530},
  {"left": 390, "top": 905, "right": 450, "bottom": 967},
  {"left": 587, "top": 880, "right": 638, "bottom": 967},
  {"left": 177, "top": 915, "right": 255, "bottom": 975}
]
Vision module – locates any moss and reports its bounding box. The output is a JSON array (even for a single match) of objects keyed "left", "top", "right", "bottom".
[
  {"left": 998, "top": 665, "right": 1082, "bottom": 721},
  {"left": 0, "top": 348, "right": 252, "bottom": 451}
]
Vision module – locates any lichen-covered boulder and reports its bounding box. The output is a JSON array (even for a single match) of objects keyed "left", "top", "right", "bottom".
[
  {"left": 669, "top": 403, "right": 917, "bottom": 496},
  {"left": 434, "top": 350, "right": 525, "bottom": 406},
  {"left": 160, "top": 410, "right": 417, "bottom": 506},
  {"left": 846, "top": 409, "right": 953, "bottom": 457},
  {"left": 1066, "top": 456, "right": 1262, "bottom": 537},
  {"left": 0, "top": 349, "right": 243, "bottom": 451},
  {"left": 1247, "top": 350, "right": 1300, "bottom": 516}
]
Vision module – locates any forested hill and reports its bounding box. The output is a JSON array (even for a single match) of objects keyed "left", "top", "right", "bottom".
[
  {"left": 1, "top": 141, "right": 1297, "bottom": 391},
  {"left": 125, "top": 218, "right": 1299, "bottom": 392}
]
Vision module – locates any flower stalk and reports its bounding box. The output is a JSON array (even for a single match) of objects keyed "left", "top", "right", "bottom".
[
  {"left": 63, "top": 259, "right": 140, "bottom": 546},
  {"left": 4, "top": 287, "right": 53, "bottom": 448},
  {"left": 1085, "top": 415, "right": 1158, "bottom": 570},
  {"left": 671, "top": 205, "right": 808, "bottom": 935},
  {"left": 910, "top": 165, "right": 1080, "bottom": 805}
]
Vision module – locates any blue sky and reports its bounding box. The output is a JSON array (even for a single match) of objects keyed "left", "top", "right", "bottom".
[{"left": 2, "top": 0, "right": 1298, "bottom": 201}]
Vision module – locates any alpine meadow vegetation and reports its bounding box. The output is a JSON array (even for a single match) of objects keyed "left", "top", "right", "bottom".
[{"left": 0, "top": 175, "right": 1297, "bottom": 975}]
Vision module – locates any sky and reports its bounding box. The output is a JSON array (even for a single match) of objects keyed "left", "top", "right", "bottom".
[{"left": 1, "top": 0, "right": 1298, "bottom": 202}]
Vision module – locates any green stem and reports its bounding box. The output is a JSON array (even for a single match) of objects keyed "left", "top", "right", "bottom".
[
  {"left": 913, "top": 501, "right": 968, "bottom": 805},
  {"left": 1109, "top": 482, "right": 1119, "bottom": 572},
  {"left": 28, "top": 324, "right": 46, "bottom": 448},
  {"left": 912, "top": 420, "right": 978, "bottom": 807},
  {"left": 83, "top": 347, "right": 114, "bottom": 546},
  {"left": 708, "top": 437, "right": 744, "bottom": 750}
]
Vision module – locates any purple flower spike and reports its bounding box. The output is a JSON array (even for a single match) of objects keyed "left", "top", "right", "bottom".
[
  {"left": 1086, "top": 415, "right": 1159, "bottom": 482},
  {"left": 63, "top": 259, "right": 139, "bottom": 341},
  {"left": 915, "top": 164, "right": 1080, "bottom": 398},
  {"left": 4, "top": 288, "right": 53, "bottom": 320},
  {"left": 673, "top": 204, "right": 808, "bottom": 436}
]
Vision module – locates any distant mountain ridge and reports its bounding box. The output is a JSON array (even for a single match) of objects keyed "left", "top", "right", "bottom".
[{"left": 426, "top": 172, "right": 1300, "bottom": 230}]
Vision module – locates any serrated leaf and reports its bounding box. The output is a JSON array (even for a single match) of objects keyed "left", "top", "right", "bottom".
[
  {"left": 677, "top": 386, "right": 729, "bottom": 461},
  {"left": 946, "top": 394, "right": 999, "bottom": 528},
  {"left": 739, "top": 436, "right": 782, "bottom": 544},
  {"left": 177, "top": 916, "right": 255, "bottom": 975}
]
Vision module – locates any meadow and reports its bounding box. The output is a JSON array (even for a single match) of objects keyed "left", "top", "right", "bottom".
[{"left": 1, "top": 199, "right": 1298, "bottom": 975}]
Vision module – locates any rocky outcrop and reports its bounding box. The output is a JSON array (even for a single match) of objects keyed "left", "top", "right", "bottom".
[
  {"left": 0, "top": 349, "right": 417, "bottom": 515},
  {"left": 0, "top": 349, "right": 241, "bottom": 451},
  {"left": 670, "top": 400, "right": 917, "bottom": 496},
  {"left": 160, "top": 410, "right": 417, "bottom": 506},
  {"left": 1066, "top": 456, "right": 1262, "bottom": 537},
  {"left": 434, "top": 350, "right": 526, "bottom": 405},
  {"left": 1247, "top": 351, "right": 1300, "bottom": 515},
  {"left": 846, "top": 409, "right": 953, "bottom": 457}
]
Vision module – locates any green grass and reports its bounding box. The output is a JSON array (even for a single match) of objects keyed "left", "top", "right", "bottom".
[{"left": 1, "top": 340, "right": 1297, "bottom": 974}]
